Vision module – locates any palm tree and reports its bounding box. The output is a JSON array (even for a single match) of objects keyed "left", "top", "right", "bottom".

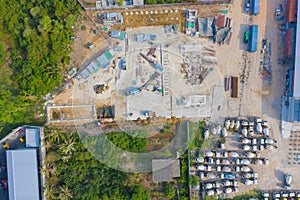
[
  {"left": 59, "top": 137, "right": 76, "bottom": 155},
  {"left": 58, "top": 186, "right": 73, "bottom": 200},
  {"left": 45, "top": 185, "right": 56, "bottom": 200}
]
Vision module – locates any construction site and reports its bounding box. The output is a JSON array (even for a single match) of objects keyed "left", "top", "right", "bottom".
[{"left": 45, "top": 0, "right": 300, "bottom": 197}]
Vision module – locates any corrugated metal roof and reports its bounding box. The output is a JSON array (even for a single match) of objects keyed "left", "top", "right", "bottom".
[
  {"left": 25, "top": 128, "right": 40, "bottom": 148},
  {"left": 286, "top": 0, "right": 298, "bottom": 23},
  {"left": 6, "top": 149, "right": 40, "bottom": 200},
  {"left": 293, "top": 1, "right": 300, "bottom": 97},
  {"left": 152, "top": 159, "right": 180, "bottom": 182},
  {"left": 197, "top": 18, "right": 214, "bottom": 37},
  {"left": 80, "top": 68, "right": 91, "bottom": 79}
]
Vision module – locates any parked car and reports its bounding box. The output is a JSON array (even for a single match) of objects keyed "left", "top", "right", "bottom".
[
  {"left": 253, "top": 159, "right": 263, "bottom": 165},
  {"left": 197, "top": 165, "right": 205, "bottom": 171},
  {"left": 222, "top": 166, "right": 232, "bottom": 172},
  {"left": 229, "top": 151, "right": 239, "bottom": 157},
  {"left": 243, "top": 145, "right": 251, "bottom": 151},
  {"left": 241, "top": 166, "right": 252, "bottom": 172},
  {"left": 195, "top": 157, "right": 204, "bottom": 163},
  {"left": 241, "top": 159, "right": 251, "bottom": 165},
  {"left": 215, "top": 188, "right": 223, "bottom": 195},
  {"left": 223, "top": 173, "right": 236, "bottom": 179},
  {"left": 241, "top": 138, "right": 251, "bottom": 144},
  {"left": 265, "top": 138, "right": 277, "bottom": 144},
  {"left": 221, "top": 159, "right": 230, "bottom": 165},
  {"left": 206, "top": 172, "right": 217, "bottom": 179},
  {"left": 206, "top": 189, "right": 214, "bottom": 196},
  {"left": 205, "top": 151, "right": 215, "bottom": 157},
  {"left": 242, "top": 172, "right": 258, "bottom": 179},
  {"left": 224, "top": 187, "right": 233, "bottom": 194}
]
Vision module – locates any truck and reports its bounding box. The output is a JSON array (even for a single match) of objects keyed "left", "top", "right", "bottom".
[
  {"left": 251, "top": 0, "right": 260, "bottom": 15},
  {"left": 249, "top": 25, "right": 258, "bottom": 52}
]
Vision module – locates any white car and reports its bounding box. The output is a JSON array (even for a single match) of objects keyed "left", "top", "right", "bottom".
[
  {"left": 205, "top": 151, "right": 214, "bottom": 157},
  {"left": 224, "top": 187, "right": 233, "bottom": 194},
  {"left": 206, "top": 173, "right": 216, "bottom": 179},
  {"left": 229, "top": 152, "right": 239, "bottom": 157},
  {"left": 197, "top": 164, "right": 205, "bottom": 170},
  {"left": 221, "top": 159, "right": 230, "bottom": 165},
  {"left": 242, "top": 179, "right": 253, "bottom": 185},
  {"left": 241, "top": 166, "right": 252, "bottom": 172},
  {"left": 206, "top": 189, "right": 214, "bottom": 196},
  {"left": 240, "top": 159, "right": 251, "bottom": 165},
  {"left": 241, "top": 138, "right": 250, "bottom": 144},
  {"left": 243, "top": 145, "right": 250, "bottom": 151},
  {"left": 265, "top": 138, "right": 276, "bottom": 144}
]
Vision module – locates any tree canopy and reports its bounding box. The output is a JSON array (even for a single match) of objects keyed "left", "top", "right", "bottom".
[{"left": 0, "top": 0, "right": 81, "bottom": 136}]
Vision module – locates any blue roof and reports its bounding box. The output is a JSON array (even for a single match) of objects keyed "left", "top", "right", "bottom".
[
  {"left": 110, "top": 30, "right": 120, "bottom": 38},
  {"left": 80, "top": 68, "right": 91, "bottom": 79},
  {"left": 6, "top": 149, "right": 40, "bottom": 200},
  {"left": 87, "top": 62, "right": 99, "bottom": 74},
  {"left": 97, "top": 54, "right": 110, "bottom": 66},
  {"left": 251, "top": 0, "right": 260, "bottom": 15},
  {"left": 25, "top": 127, "right": 40, "bottom": 148},
  {"left": 249, "top": 25, "right": 258, "bottom": 52}
]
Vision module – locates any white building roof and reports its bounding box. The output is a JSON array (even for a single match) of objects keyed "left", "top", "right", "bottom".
[
  {"left": 25, "top": 127, "right": 40, "bottom": 148},
  {"left": 6, "top": 149, "right": 40, "bottom": 200},
  {"left": 293, "top": 1, "right": 300, "bottom": 97}
]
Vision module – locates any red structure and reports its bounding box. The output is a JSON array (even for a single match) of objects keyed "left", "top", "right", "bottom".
[
  {"left": 284, "top": 28, "right": 296, "bottom": 58},
  {"left": 286, "top": 0, "right": 298, "bottom": 23}
]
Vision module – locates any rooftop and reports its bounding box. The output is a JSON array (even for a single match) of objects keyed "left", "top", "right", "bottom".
[
  {"left": 293, "top": 1, "right": 300, "bottom": 97},
  {"left": 25, "top": 127, "right": 40, "bottom": 148},
  {"left": 6, "top": 149, "right": 40, "bottom": 200},
  {"left": 152, "top": 159, "right": 180, "bottom": 182}
]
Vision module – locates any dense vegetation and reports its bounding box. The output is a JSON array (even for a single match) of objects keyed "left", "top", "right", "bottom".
[
  {"left": 0, "top": 0, "right": 81, "bottom": 136},
  {"left": 106, "top": 131, "right": 147, "bottom": 152},
  {"left": 44, "top": 128, "right": 150, "bottom": 200}
]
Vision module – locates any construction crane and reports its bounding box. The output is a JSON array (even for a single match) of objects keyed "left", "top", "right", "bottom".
[
  {"left": 128, "top": 72, "right": 160, "bottom": 95},
  {"left": 146, "top": 43, "right": 159, "bottom": 57},
  {"left": 139, "top": 53, "right": 163, "bottom": 71}
]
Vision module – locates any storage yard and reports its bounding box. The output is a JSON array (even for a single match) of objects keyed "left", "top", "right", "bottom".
[{"left": 46, "top": 0, "right": 300, "bottom": 198}]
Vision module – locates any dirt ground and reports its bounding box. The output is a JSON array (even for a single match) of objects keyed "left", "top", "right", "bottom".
[{"left": 49, "top": 0, "right": 300, "bottom": 195}]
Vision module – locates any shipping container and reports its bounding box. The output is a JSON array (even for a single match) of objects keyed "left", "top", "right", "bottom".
[
  {"left": 249, "top": 25, "right": 258, "bottom": 52},
  {"left": 286, "top": 0, "right": 298, "bottom": 23},
  {"left": 231, "top": 77, "right": 238, "bottom": 98},
  {"left": 251, "top": 0, "right": 260, "bottom": 15}
]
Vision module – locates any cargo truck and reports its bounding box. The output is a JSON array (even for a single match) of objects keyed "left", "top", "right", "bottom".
[
  {"left": 251, "top": 0, "right": 260, "bottom": 15},
  {"left": 249, "top": 25, "right": 258, "bottom": 52}
]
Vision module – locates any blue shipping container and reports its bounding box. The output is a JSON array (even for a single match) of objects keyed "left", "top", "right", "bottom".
[
  {"left": 251, "top": 0, "right": 260, "bottom": 15},
  {"left": 249, "top": 25, "right": 258, "bottom": 52}
]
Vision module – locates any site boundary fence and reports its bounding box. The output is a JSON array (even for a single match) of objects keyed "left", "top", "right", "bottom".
[{"left": 77, "top": 0, "right": 232, "bottom": 11}]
